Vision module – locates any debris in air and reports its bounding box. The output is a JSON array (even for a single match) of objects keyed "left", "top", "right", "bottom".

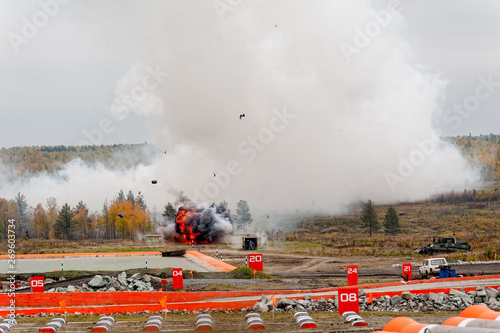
[
  {"left": 118, "top": 213, "right": 124, "bottom": 218},
  {"left": 239, "top": 114, "right": 245, "bottom": 119},
  {"left": 152, "top": 180, "right": 158, "bottom": 184}
]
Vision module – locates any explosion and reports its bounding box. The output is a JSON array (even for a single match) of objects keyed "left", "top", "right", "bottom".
[{"left": 172, "top": 203, "right": 233, "bottom": 244}]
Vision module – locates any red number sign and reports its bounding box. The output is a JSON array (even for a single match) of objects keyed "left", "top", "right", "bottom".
[
  {"left": 402, "top": 263, "right": 412, "bottom": 280},
  {"left": 248, "top": 254, "right": 263, "bottom": 271},
  {"left": 338, "top": 288, "right": 359, "bottom": 315},
  {"left": 347, "top": 265, "right": 358, "bottom": 286},
  {"left": 30, "top": 277, "right": 45, "bottom": 293},
  {"left": 172, "top": 268, "right": 183, "bottom": 289}
]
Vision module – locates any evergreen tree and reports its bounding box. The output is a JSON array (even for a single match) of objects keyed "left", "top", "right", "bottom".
[
  {"left": 116, "top": 190, "right": 125, "bottom": 201},
  {"left": 15, "top": 192, "right": 28, "bottom": 235},
  {"left": 384, "top": 206, "right": 400, "bottom": 235},
  {"left": 361, "top": 199, "right": 379, "bottom": 237},
  {"left": 162, "top": 202, "right": 177, "bottom": 221},
  {"left": 126, "top": 190, "right": 136, "bottom": 205},
  {"left": 235, "top": 200, "right": 252, "bottom": 232},
  {"left": 136, "top": 191, "right": 147, "bottom": 211},
  {"left": 53, "top": 203, "right": 76, "bottom": 240}
]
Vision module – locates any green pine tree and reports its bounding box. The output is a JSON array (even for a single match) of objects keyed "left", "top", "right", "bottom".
[
  {"left": 162, "top": 202, "right": 177, "bottom": 221},
  {"left": 361, "top": 199, "right": 379, "bottom": 237},
  {"left": 53, "top": 203, "right": 76, "bottom": 240},
  {"left": 384, "top": 206, "right": 400, "bottom": 235}
]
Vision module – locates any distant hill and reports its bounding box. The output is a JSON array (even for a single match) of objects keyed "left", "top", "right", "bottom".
[
  {"left": 0, "top": 134, "right": 499, "bottom": 181},
  {"left": 445, "top": 134, "right": 500, "bottom": 181},
  {"left": 0, "top": 143, "right": 158, "bottom": 179}
]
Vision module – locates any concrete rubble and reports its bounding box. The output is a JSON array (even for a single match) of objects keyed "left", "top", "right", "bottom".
[{"left": 46, "top": 272, "right": 155, "bottom": 293}]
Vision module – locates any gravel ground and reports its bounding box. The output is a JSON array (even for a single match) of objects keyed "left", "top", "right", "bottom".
[{"left": 8, "top": 311, "right": 462, "bottom": 332}]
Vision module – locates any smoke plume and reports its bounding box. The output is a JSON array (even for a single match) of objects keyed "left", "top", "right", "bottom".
[
  {"left": 162, "top": 203, "right": 233, "bottom": 244},
  {"left": 0, "top": 1, "right": 478, "bottom": 218}
]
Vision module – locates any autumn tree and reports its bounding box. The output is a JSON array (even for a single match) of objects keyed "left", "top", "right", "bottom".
[
  {"left": 6, "top": 200, "right": 21, "bottom": 238},
  {"left": 98, "top": 202, "right": 115, "bottom": 239},
  {"left": 46, "top": 197, "right": 58, "bottom": 239},
  {"left": 74, "top": 201, "right": 96, "bottom": 239},
  {"left": 106, "top": 199, "right": 152, "bottom": 239},
  {"left": 383, "top": 206, "right": 400, "bottom": 235},
  {"left": 361, "top": 199, "right": 379, "bottom": 237},
  {"left": 33, "top": 203, "right": 50, "bottom": 238},
  {"left": 53, "top": 203, "right": 76, "bottom": 239}
]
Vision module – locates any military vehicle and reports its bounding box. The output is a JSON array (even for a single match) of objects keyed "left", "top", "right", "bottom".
[{"left": 414, "top": 237, "right": 471, "bottom": 254}]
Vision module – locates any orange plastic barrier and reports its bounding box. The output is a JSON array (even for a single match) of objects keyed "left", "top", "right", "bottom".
[
  {"left": 460, "top": 304, "right": 500, "bottom": 320},
  {"left": 383, "top": 317, "right": 427, "bottom": 333}
]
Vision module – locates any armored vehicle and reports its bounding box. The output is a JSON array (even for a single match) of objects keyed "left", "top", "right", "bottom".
[{"left": 414, "top": 237, "right": 471, "bottom": 254}]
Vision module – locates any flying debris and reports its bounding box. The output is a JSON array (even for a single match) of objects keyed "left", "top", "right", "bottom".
[
  {"left": 267, "top": 215, "right": 270, "bottom": 219},
  {"left": 239, "top": 114, "right": 245, "bottom": 119},
  {"left": 118, "top": 213, "right": 124, "bottom": 218},
  {"left": 213, "top": 173, "right": 216, "bottom": 177},
  {"left": 152, "top": 180, "right": 158, "bottom": 184}
]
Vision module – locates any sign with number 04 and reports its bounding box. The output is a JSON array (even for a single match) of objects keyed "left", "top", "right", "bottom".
[{"left": 172, "top": 268, "right": 183, "bottom": 289}]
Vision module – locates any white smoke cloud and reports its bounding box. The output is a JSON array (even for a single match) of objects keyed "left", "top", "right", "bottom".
[{"left": 0, "top": 0, "right": 478, "bottom": 217}]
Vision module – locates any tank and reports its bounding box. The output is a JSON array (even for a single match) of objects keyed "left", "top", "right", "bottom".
[{"left": 414, "top": 237, "right": 471, "bottom": 254}]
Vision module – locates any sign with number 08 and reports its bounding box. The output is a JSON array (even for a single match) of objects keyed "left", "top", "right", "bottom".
[
  {"left": 338, "top": 287, "right": 359, "bottom": 315},
  {"left": 248, "top": 254, "right": 263, "bottom": 271}
]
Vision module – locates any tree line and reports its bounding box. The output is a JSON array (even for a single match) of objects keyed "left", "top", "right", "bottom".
[
  {"left": 0, "top": 191, "right": 152, "bottom": 241},
  {"left": 0, "top": 143, "right": 155, "bottom": 180},
  {"left": 1, "top": 135, "right": 500, "bottom": 181},
  {"left": 0, "top": 191, "right": 254, "bottom": 241}
]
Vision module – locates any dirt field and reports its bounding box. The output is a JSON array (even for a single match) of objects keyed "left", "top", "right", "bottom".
[{"left": 6, "top": 248, "right": 500, "bottom": 293}]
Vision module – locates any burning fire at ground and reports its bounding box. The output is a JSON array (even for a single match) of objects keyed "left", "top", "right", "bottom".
[{"left": 163, "top": 203, "right": 233, "bottom": 244}]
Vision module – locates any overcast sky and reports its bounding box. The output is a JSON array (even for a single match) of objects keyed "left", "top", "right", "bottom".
[{"left": 0, "top": 0, "right": 499, "bottom": 148}]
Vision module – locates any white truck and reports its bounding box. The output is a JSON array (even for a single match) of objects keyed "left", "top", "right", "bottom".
[{"left": 419, "top": 257, "right": 448, "bottom": 278}]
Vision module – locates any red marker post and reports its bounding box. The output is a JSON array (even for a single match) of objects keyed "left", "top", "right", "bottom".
[
  {"left": 30, "top": 277, "right": 45, "bottom": 293},
  {"left": 248, "top": 254, "right": 263, "bottom": 271},
  {"left": 338, "top": 287, "right": 359, "bottom": 315},
  {"left": 402, "top": 263, "right": 412, "bottom": 280},
  {"left": 172, "top": 268, "right": 183, "bottom": 289},
  {"left": 347, "top": 265, "right": 358, "bottom": 286}
]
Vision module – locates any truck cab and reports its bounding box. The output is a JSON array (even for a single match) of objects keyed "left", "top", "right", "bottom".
[{"left": 419, "top": 257, "right": 447, "bottom": 278}]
